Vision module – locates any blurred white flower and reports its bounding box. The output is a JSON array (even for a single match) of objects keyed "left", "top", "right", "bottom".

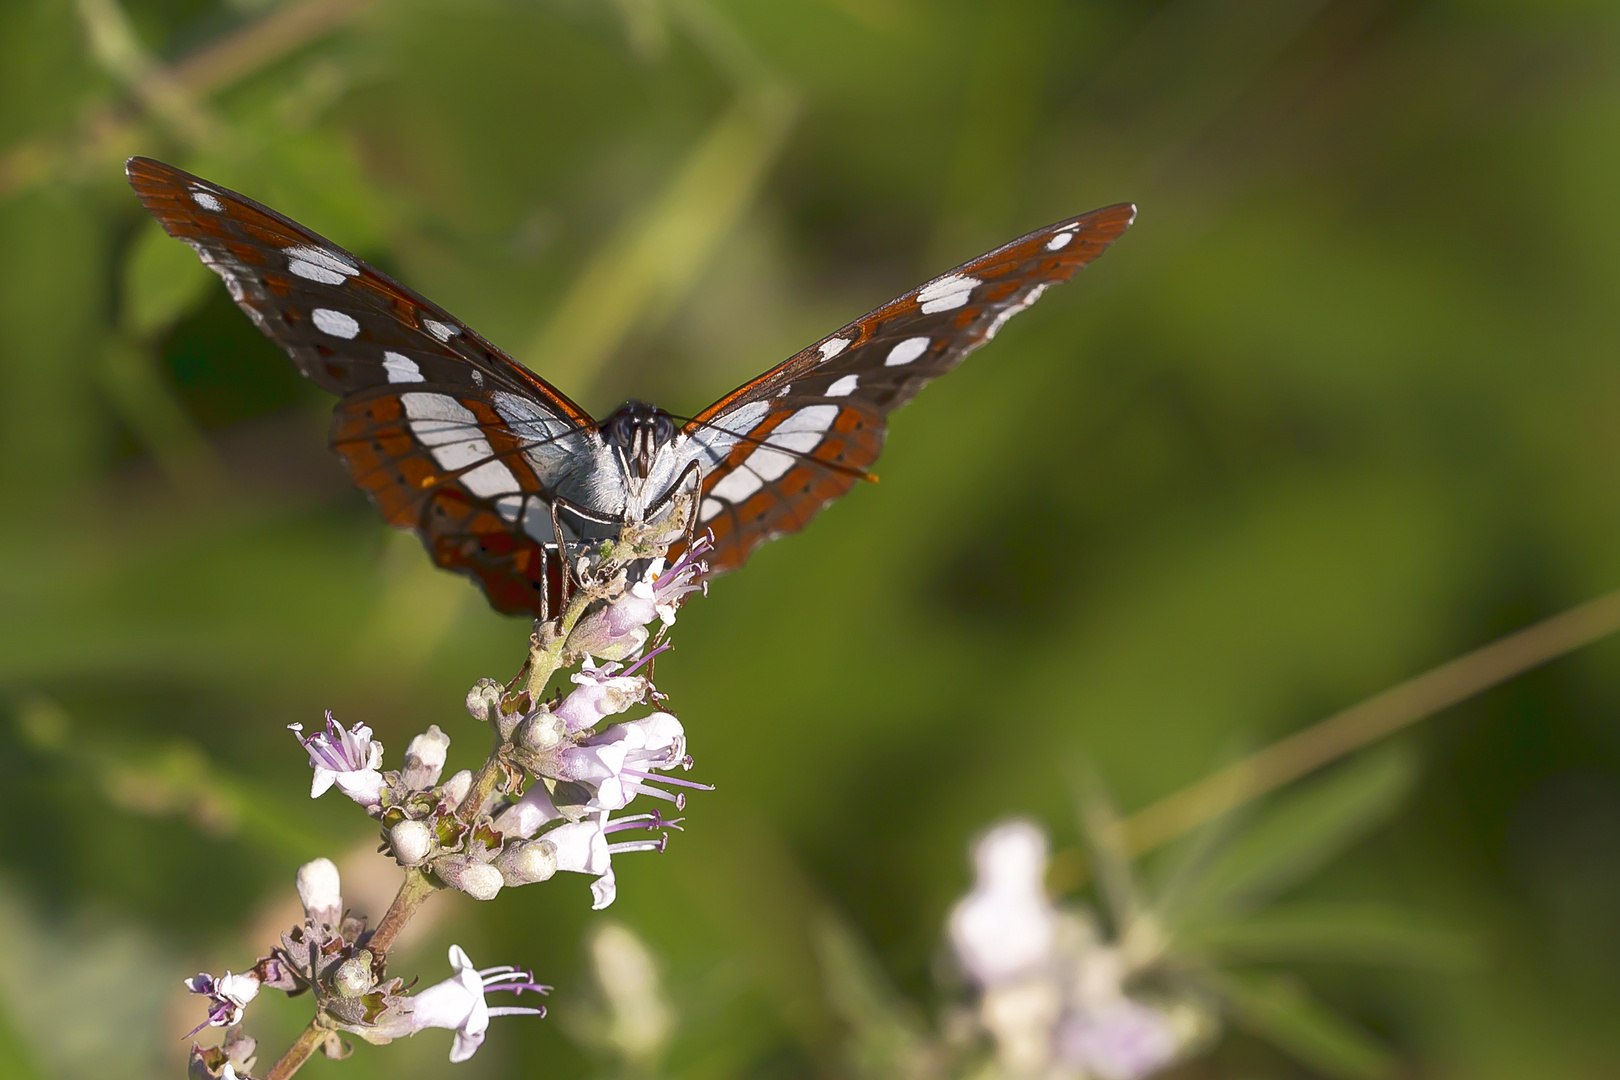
[
  {"left": 289, "top": 712, "right": 384, "bottom": 807},
  {"left": 946, "top": 818, "right": 1201, "bottom": 1080},
  {"left": 1056, "top": 997, "right": 1181, "bottom": 1080},
  {"left": 590, "top": 922, "right": 674, "bottom": 1063},
  {"left": 948, "top": 819, "right": 1057, "bottom": 988},
  {"left": 407, "top": 944, "right": 548, "bottom": 1062}
]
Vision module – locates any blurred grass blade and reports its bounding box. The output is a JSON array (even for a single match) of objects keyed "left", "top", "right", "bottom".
[
  {"left": 519, "top": 81, "right": 798, "bottom": 394},
  {"left": 1181, "top": 744, "right": 1419, "bottom": 913},
  {"left": 1186, "top": 903, "right": 1478, "bottom": 969},
  {"left": 813, "top": 915, "right": 936, "bottom": 1080},
  {"left": 1210, "top": 968, "right": 1393, "bottom": 1080},
  {"left": 1071, "top": 757, "right": 1141, "bottom": 931}
]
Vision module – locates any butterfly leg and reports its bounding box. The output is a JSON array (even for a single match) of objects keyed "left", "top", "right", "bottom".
[{"left": 644, "top": 459, "right": 706, "bottom": 554}]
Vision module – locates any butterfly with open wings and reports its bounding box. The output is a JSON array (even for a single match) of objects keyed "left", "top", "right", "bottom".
[{"left": 127, "top": 157, "right": 1134, "bottom": 619}]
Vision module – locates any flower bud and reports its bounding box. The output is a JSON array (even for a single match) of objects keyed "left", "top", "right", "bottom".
[
  {"left": 389, "top": 819, "right": 435, "bottom": 866},
  {"left": 496, "top": 838, "right": 558, "bottom": 886},
  {"left": 440, "top": 769, "right": 473, "bottom": 807},
  {"left": 436, "top": 855, "right": 503, "bottom": 900},
  {"left": 295, "top": 857, "right": 343, "bottom": 927},
  {"left": 333, "top": 951, "right": 375, "bottom": 998},
  {"left": 465, "top": 678, "right": 503, "bottom": 722},
  {"left": 520, "top": 708, "right": 564, "bottom": 752},
  {"left": 401, "top": 725, "right": 451, "bottom": 791}
]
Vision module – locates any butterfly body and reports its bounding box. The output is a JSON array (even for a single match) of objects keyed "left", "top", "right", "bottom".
[{"left": 127, "top": 157, "right": 1134, "bottom": 617}]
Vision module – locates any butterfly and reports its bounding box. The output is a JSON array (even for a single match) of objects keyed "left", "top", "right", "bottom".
[{"left": 127, "top": 157, "right": 1134, "bottom": 619}]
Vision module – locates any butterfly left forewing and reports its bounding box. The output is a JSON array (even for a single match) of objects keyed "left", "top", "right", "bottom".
[
  {"left": 127, "top": 157, "right": 602, "bottom": 616},
  {"left": 683, "top": 204, "right": 1136, "bottom": 573}
]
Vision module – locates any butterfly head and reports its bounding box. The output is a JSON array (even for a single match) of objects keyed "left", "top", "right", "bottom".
[{"left": 604, "top": 400, "right": 678, "bottom": 482}]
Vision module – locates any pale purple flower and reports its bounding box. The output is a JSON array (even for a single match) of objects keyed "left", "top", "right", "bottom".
[
  {"left": 568, "top": 536, "right": 712, "bottom": 659},
  {"left": 494, "top": 783, "right": 564, "bottom": 839},
  {"left": 289, "top": 712, "right": 384, "bottom": 807},
  {"left": 407, "top": 944, "right": 548, "bottom": 1062},
  {"left": 559, "top": 712, "right": 707, "bottom": 812},
  {"left": 543, "top": 810, "right": 680, "bottom": 909},
  {"left": 1057, "top": 998, "right": 1181, "bottom": 1080},
  {"left": 184, "top": 970, "right": 260, "bottom": 1036},
  {"left": 948, "top": 820, "right": 1057, "bottom": 988},
  {"left": 553, "top": 656, "right": 652, "bottom": 734}
]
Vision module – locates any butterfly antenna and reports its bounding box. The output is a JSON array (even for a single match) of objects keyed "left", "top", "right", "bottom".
[{"left": 672, "top": 414, "right": 880, "bottom": 484}]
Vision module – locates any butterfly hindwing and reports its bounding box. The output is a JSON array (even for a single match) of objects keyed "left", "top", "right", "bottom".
[
  {"left": 686, "top": 203, "right": 1136, "bottom": 573},
  {"left": 126, "top": 157, "right": 593, "bottom": 615}
]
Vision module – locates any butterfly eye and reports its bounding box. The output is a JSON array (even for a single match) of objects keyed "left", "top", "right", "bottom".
[{"left": 654, "top": 414, "right": 674, "bottom": 445}]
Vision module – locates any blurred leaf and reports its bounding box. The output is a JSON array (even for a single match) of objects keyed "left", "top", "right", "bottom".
[
  {"left": 0, "top": 876, "right": 173, "bottom": 1080},
  {"left": 1210, "top": 968, "right": 1393, "bottom": 1080},
  {"left": 1176, "top": 744, "right": 1420, "bottom": 915},
  {"left": 121, "top": 221, "right": 214, "bottom": 338},
  {"left": 1185, "top": 902, "right": 1480, "bottom": 969},
  {"left": 99, "top": 335, "right": 223, "bottom": 489}
]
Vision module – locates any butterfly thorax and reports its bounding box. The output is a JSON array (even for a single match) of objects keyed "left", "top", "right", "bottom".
[{"left": 595, "top": 400, "right": 685, "bottom": 521}]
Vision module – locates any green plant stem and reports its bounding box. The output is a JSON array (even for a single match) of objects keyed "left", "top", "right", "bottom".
[
  {"left": 1120, "top": 584, "right": 1620, "bottom": 856},
  {"left": 367, "top": 867, "right": 439, "bottom": 954},
  {"left": 264, "top": 1018, "right": 328, "bottom": 1080}
]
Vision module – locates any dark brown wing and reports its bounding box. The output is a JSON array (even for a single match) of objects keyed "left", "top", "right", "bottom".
[
  {"left": 684, "top": 204, "right": 1136, "bottom": 574},
  {"left": 126, "top": 156, "right": 596, "bottom": 616}
]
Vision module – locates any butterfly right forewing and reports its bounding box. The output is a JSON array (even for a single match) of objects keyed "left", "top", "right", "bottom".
[{"left": 682, "top": 204, "right": 1136, "bottom": 573}]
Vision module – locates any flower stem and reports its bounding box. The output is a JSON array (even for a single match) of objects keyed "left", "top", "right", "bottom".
[
  {"left": 264, "top": 1017, "right": 328, "bottom": 1080},
  {"left": 1119, "top": 583, "right": 1620, "bottom": 855},
  {"left": 367, "top": 867, "right": 439, "bottom": 955}
]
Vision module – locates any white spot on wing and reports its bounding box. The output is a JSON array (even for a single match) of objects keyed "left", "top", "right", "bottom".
[
  {"left": 774, "top": 404, "right": 839, "bottom": 434},
  {"left": 288, "top": 259, "right": 346, "bottom": 285},
  {"left": 431, "top": 437, "right": 495, "bottom": 471},
  {"left": 495, "top": 495, "right": 524, "bottom": 522},
  {"left": 984, "top": 283, "right": 1049, "bottom": 341},
  {"left": 700, "top": 497, "right": 724, "bottom": 522},
  {"left": 818, "top": 337, "right": 850, "bottom": 360},
  {"left": 826, "top": 374, "right": 859, "bottom": 397},
  {"left": 403, "top": 392, "right": 477, "bottom": 445},
  {"left": 312, "top": 308, "right": 360, "bottom": 339},
  {"left": 916, "top": 273, "right": 979, "bottom": 314},
  {"left": 424, "top": 319, "right": 458, "bottom": 342},
  {"left": 460, "top": 459, "right": 521, "bottom": 498},
  {"left": 1046, "top": 231, "right": 1075, "bottom": 251},
  {"left": 745, "top": 447, "right": 795, "bottom": 481},
  {"left": 885, "top": 336, "right": 929, "bottom": 367},
  {"left": 769, "top": 430, "right": 820, "bottom": 454},
  {"left": 711, "top": 467, "right": 763, "bottom": 503},
  {"left": 383, "top": 351, "right": 424, "bottom": 383},
  {"left": 190, "top": 189, "right": 223, "bottom": 211}
]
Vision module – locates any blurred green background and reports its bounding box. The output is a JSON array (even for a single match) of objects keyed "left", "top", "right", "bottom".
[{"left": 3, "top": 0, "right": 1620, "bottom": 1077}]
